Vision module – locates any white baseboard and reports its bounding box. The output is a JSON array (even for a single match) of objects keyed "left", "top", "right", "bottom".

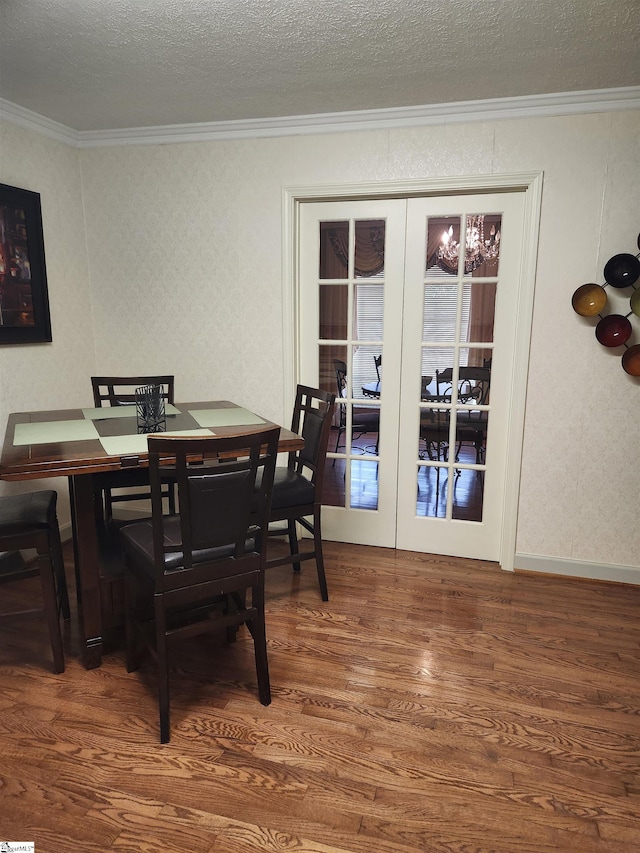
[{"left": 514, "top": 553, "right": 640, "bottom": 586}]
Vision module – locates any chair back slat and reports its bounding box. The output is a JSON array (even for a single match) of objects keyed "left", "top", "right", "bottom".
[
  {"left": 91, "top": 375, "right": 175, "bottom": 407},
  {"left": 299, "top": 407, "right": 324, "bottom": 469}
]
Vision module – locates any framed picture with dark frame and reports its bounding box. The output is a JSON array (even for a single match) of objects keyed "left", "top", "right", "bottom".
[{"left": 0, "top": 183, "right": 52, "bottom": 344}]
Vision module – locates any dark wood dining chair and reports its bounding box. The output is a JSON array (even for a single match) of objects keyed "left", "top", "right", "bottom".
[
  {"left": 119, "top": 427, "right": 280, "bottom": 743},
  {"left": 266, "top": 385, "right": 336, "bottom": 601},
  {"left": 90, "top": 375, "right": 175, "bottom": 525},
  {"left": 0, "top": 490, "right": 70, "bottom": 673}
]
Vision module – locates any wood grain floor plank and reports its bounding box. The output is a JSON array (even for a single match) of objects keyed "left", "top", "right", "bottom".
[{"left": 1, "top": 541, "right": 638, "bottom": 852}]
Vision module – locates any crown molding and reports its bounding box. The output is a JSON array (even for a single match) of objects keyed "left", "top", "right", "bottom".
[
  {"left": 0, "top": 99, "right": 80, "bottom": 146},
  {"left": 1, "top": 87, "right": 639, "bottom": 149}
]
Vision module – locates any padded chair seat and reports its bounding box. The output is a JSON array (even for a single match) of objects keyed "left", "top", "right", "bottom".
[
  {"left": 270, "top": 467, "right": 315, "bottom": 510},
  {"left": 0, "top": 490, "right": 58, "bottom": 535},
  {"left": 120, "top": 515, "right": 256, "bottom": 575}
]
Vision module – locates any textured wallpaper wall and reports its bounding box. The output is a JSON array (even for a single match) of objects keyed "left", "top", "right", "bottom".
[
  {"left": 2, "top": 109, "right": 639, "bottom": 571},
  {"left": 0, "top": 121, "right": 95, "bottom": 525}
]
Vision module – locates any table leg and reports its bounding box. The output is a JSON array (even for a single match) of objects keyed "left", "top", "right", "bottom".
[{"left": 69, "top": 474, "right": 104, "bottom": 668}]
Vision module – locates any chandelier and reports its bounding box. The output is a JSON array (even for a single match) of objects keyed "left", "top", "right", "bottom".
[{"left": 437, "top": 215, "right": 501, "bottom": 274}]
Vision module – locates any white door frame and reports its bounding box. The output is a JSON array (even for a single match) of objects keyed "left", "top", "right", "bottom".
[{"left": 282, "top": 173, "right": 544, "bottom": 572}]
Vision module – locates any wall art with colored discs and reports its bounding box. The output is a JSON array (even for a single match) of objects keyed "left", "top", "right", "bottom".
[{"left": 571, "top": 232, "right": 640, "bottom": 376}]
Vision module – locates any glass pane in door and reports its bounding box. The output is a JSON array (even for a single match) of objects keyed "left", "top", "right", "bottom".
[
  {"left": 451, "top": 469, "right": 484, "bottom": 522},
  {"left": 354, "top": 282, "right": 384, "bottom": 340},
  {"left": 319, "top": 222, "right": 349, "bottom": 279},
  {"left": 423, "top": 283, "right": 458, "bottom": 341},
  {"left": 417, "top": 465, "right": 448, "bottom": 519},
  {"left": 427, "top": 216, "right": 461, "bottom": 274},
  {"left": 355, "top": 220, "right": 385, "bottom": 277},
  {"left": 463, "top": 213, "right": 502, "bottom": 276},
  {"left": 319, "top": 284, "right": 348, "bottom": 339},
  {"left": 351, "top": 459, "right": 379, "bottom": 510},
  {"left": 319, "top": 344, "right": 347, "bottom": 398},
  {"left": 354, "top": 344, "right": 383, "bottom": 401},
  {"left": 323, "top": 457, "right": 346, "bottom": 508},
  {"left": 466, "top": 282, "right": 497, "bottom": 343}
]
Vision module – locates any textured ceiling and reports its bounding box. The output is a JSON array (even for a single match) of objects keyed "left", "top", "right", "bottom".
[{"left": 1, "top": 0, "right": 639, "bottom": 132}]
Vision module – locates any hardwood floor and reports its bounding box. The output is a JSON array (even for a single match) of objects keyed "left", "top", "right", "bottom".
[{"left": 1, "top": 541, "right": 639, "bottom": 852}]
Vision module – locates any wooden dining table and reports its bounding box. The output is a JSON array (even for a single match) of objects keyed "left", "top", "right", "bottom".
[{"left": 0, "top": 399, "right": 303, "bottom": 668}]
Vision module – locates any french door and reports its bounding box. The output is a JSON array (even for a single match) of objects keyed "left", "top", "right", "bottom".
[{"left": 298, "top": 190, "right": 526, "bottom": 562}]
